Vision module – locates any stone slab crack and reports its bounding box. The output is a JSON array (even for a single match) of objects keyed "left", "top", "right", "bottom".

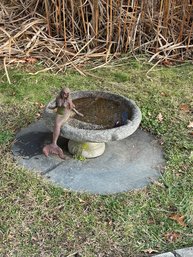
[
  {"left": 173, "top": 251, "right": 182, "bottom": 257},
  {"left": 41, "top": 161, "right": 65, "bottom": 175}
]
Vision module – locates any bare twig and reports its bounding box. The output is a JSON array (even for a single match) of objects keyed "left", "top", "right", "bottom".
[{"left": 3, "top": 58, "right": 11, "bottom": 84}]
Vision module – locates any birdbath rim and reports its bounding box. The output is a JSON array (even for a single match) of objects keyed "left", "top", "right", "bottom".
[{"left": 44, "top": 90, "right": 142, "bottom": 143}]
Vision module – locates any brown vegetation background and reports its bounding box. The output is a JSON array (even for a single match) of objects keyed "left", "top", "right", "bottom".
[{"left": 0, "top": 0, "right": 193, "bottom": 71}]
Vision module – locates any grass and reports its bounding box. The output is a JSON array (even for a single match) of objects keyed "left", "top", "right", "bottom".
[{"left": 0, "top": 58, "right": 193, "bottom": 257}]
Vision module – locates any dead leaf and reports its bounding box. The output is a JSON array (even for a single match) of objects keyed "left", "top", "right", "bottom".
[
  {"left": 179, "top": 104, "right": 190, "bottom": 113},
  {"left": 143, "top": 248, "right": 159, "bottom": 254},
  {"left": 160, "top": 92, "right": 168, "bottom": 97},
  {"left": 7, "top": 234, "right": 14, "bottom": 239},
  {"left": 158, "top": 139, "right": 164, "bottom": 145},
  {"left": 157, "top": 113, "right": 163, "bottom": 123},
  {"left": 108, "top": 220, "right": 113, "bottom": 226},
  {"left": 36, "top": 113, "right": 41, "bottom": 117},
  {"left": 25, "top": 57, "right": 38, "bottom": 64},
  {"left": 31, "top": 236, "right": 38, "bottom": 241},
  {"left": 35, "top": 102, "right": 45, "bottom": 109},
  {"left": 164, "top": 232, "right": 180, "bottom": 242},
  {"left": 39, "top": 103, "right": 45, "bottom": 109},
  {"left": 162, "top": 60, "right": 172, "bottom": 66},
  {"left": 169, "top": 214, "right": 187, "bottom": 227},
  {"left": 78, "top": 198, "right": 85, "bottom": 203},
  {"left": 187, "top": 121, "right": 193, "bottom": 128},
  {"left": 152, "top": 181, "right": 165, "bottom": 188}
]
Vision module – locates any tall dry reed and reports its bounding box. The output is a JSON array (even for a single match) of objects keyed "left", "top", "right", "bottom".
[{"left": 0, "top": 0, "right": 193, "bottom": 73}]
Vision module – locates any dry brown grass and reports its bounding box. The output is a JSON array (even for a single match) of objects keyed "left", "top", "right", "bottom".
[{"left": 0, "top": 0, "right": 193, "bottom": 73}]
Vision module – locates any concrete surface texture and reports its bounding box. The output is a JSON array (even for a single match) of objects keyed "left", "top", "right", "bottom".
[
  {"left": 12, "top": 119, "right": 165, "bottom": 194},
  {"left": 152, "top": 247, "right": 193, "bottom": 257}
]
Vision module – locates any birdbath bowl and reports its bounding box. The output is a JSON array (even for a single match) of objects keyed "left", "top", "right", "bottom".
[{"left": 43, "top": 91, "right": 142, "bottom": 158}]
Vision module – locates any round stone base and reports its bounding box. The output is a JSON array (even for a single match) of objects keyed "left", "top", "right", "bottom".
[
  {"left": 12, "top": 120, "right": 165, "bottom": 195},
  {"left": 68, "top": 140, "right": 105, "bottom": 158}
]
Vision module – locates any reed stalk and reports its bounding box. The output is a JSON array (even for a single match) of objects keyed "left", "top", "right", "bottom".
[
  {"left": 44, "top": 0, "right": 51, "bottom": 36},
  {"left": 62, "top": 0, "right": 66, "bottom": 47}
]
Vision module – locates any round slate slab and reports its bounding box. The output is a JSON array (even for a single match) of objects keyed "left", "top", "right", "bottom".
[{"left": 12, "top": 120, "right": 165, "bottom": 195}]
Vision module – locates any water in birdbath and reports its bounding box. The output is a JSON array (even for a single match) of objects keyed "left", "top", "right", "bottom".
[{"left": 73, "top": 97, "right": 131, "bottom": 128}]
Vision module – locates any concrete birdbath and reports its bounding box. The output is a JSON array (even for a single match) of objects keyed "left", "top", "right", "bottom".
[
  {"left": 12, "top": 90, "right": 165, "bottom": 194},
  {"left": 43, "top": 91, "right": 142, "bottom": 158}
]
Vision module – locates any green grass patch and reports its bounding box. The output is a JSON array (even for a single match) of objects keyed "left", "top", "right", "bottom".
[
  {"left": 0, "top": 131, "right": 14, "bottom": 145},
  {"left": 0, "top": 58, "right": 193, "bottom": 257}
]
